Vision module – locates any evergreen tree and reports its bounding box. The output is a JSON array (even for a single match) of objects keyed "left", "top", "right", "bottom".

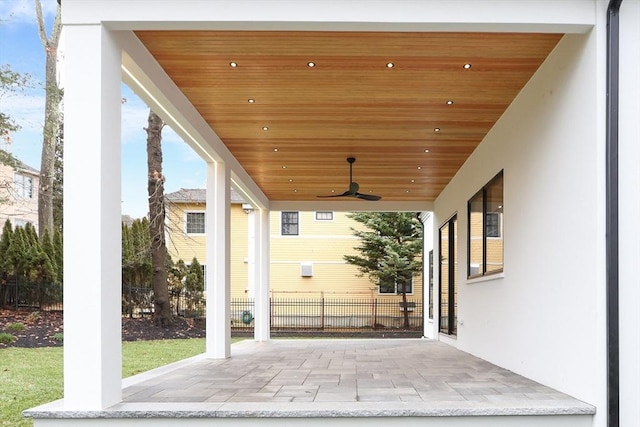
[
  {"left": 0, "top": 219, "right": 13, "bottom": 275},
  {"left": 52, "top": 228, "right": 63, "bottom": 284},
  {"left": 6, "top": 227, "right": 27, "bottom": 279},
  {"left": 41, "top": 229, "right": 57, "bottom": 281},
  {"left": 344, "top": 212, "right": 423, "bottom": 328},
  {"left": 185, "top": 257, "right": 204, "bottom": 293}
]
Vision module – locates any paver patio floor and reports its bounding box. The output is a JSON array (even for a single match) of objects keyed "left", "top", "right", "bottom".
[{"left": 114, "top": 338, "right": 594, "bottom": 417}]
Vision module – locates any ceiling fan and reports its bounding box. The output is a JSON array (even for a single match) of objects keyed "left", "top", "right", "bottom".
[{"left": 318, "top": 157, "right": 382, "bottom": 201}]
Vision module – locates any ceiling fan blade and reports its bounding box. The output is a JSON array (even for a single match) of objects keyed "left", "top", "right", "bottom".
[
  {"left": 317, "top": 190, "right": 352, "bottom": 198},
  {"left": 356, "top": 192, "right": 382, "bottom": 201},
  {"left": 317, "top": 157, "right": 380, "bottom": 200}
]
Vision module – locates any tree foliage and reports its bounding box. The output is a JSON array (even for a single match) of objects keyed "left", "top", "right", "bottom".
[
  {"left": 0, "top": 218, "right": 61, "bottom": 288},
  {"left": 122, "top": 218, "right": 152, "bottom": 287},
  {"left": 0, "top": 65, "right": 31, "bottom": 145},
  {"left": 344, "top": 212, "right": 423, "bottom": 328}
]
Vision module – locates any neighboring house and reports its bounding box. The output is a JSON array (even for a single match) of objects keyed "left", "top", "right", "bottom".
[
  {"left": 0, "top": 150, "right": 39, "bottom": 231},
  {"left": 165, "top": 188, "right": 423, "bottom": 302}
]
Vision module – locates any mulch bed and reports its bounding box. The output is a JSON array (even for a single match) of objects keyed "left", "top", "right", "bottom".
[
  {"left": 1, "top": 309, "right": 422, "bottom": 348},
  {"left": 0, "top": 309, "right": 206, "bottom": 348}
]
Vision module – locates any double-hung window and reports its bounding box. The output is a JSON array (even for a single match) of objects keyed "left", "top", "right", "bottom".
[
  {"left": 281, "top": 211, "right": 299, "bottom": 236},
  {"left": 468, "top": 171, "right": 503, "bottom": 278},
  {"left": 379, "top": 277, "right": 413, "bottom": 294},
  {"left": 186, "top": 212, "right": 205, "bottom": 234},
  {"left": 14, "top": 173, "right": 33, "bottom": 199}
]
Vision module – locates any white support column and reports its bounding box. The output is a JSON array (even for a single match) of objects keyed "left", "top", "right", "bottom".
[
  {"left": 63, "top": 24, "right": 122, "bottom": 409},
  {"left": 206, "top": 161, "right": 231, "bottom": 358},
  {"left": 420, "top": 212, "right": 435, "bottom": 339},
  {"left": 253, "top": 207, "right": 271, "bottom": 341},
  {"left": 246, "top": 209, "right": 256, "bottom": 299}
]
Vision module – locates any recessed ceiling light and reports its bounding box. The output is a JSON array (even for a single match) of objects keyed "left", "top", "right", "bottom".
[
  {"left": 411, "top": 179, "right": 415, "bottom": 183},
  {"left": 331, "top": 190, "right": 335, "bottom": 193},
  {"left": 262, "top": 126, "right": 269, "bottom": 131},
  {"left": 273, "top": 148, "right": 279, "bottom": 152},
  {"left": 434, "top": 127, "right": 441, "bottom": 132},
  {"left": 289, "top": 179, "right": 294, "bottom": 182},
  {"left": 248, "top": 99, "right": 255, "bottom": 103},
  {"left": 424, "top": 149, "right": 430, "bottom": 153},
  {"left": 463, "top": 63, "right": 472, "bottom": 69},
  {"left": 417, "top": 166, "right": 422, "bottom": 170},
  {"left": 307, "top": 61, "right": 316, "bottom": 67},
  {"left": 293, "top": 189, "right": 297, "bottom": 193},
  {"left": 405, "top": 190, "right": 410, "bottom": 193},
  {"left": 386, "top": 62, "right": 394, "bottom": 68},
  {"left": 229, "top": 62, "right": 238, "bottom": 68},
  {"left": 446, "top": 100, "right": 454, "bottom": 105},
  {"left": 282, "top": 165, "right": 287, "bottom": 169}
]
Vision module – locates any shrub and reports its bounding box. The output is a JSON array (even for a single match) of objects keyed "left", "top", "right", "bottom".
[
  {"left": 0, "top": 332, "right": 15, "bottom": 345},
  {"left": 6, "top": 322, "right": 25, "bottom": 332},
  {"left": 52, "top": 333, "right": 63, "bottom": 342}
]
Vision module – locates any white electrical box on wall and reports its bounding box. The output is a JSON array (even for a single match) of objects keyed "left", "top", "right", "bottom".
[{"left": 300, "top": 263, "right": 313, "bottom": 277}]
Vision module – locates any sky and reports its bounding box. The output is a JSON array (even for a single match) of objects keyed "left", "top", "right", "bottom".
[{"left": 0, "top": 0, "right": 206, "bottom": 218}]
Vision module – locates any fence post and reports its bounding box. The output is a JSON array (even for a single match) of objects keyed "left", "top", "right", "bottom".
[
  {"left": 374, "top": 299, "right": 379, "bottom": 330},
  {"left": 128, "top": 284, "right": 133, "bottom": 318},
  {"left": 321, "top": 297, "right": 325, "bottom": 330}
]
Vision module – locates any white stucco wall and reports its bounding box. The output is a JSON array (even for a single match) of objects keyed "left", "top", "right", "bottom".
[
  {"left": 618, "top": 1, "right": 640, "bottom": 425},
  {"left": 433, "top": 28, "right": 606, "bottom": 418}
]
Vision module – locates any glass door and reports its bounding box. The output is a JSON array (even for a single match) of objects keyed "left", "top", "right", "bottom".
[{"left": 439, "top": 215, "right": 457, "bottom": 335}]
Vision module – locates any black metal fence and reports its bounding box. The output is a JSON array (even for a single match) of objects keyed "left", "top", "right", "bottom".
[
  {"left": 1, "top": 281, "right": 423, "bottom": 333},
  {"left": 231, "top": 298, "right": 423, "bottom": 331},
  {"left": 0, "top": 279, "right": 63, "bottom": 311},
  {"left": 122, "top": 284, "right": 206, "bottom": 319}
]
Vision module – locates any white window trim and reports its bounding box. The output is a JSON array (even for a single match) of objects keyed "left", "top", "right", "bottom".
[
  {"left": 314, "top": 211, "right": 334, "bottom": 221},
  {"left": 184, "top": 210, "right": 206, "bottom": 235},
  {"left": 280, "top": 211, "right": 300, "bottom": 236}
]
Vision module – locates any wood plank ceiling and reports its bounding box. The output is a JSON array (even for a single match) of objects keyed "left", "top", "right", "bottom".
[{"left": 135, "top": 31, "right": 562, "bottom": 203}]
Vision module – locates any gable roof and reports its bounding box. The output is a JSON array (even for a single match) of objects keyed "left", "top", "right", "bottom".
[
  {"left": 0, "top": 149, "right": 40, "bottom": 175},
  {"left": 165, "top": 188, "right": 246, "bottom": 204}
]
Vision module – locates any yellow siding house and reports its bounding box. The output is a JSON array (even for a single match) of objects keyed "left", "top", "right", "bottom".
[{"left": 165, "top": 188, "right": 423, "bottom": 303}]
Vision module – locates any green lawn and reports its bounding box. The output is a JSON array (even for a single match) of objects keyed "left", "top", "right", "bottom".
[{"left": 0, "top": 338, "right": 213, "bottom": 427}]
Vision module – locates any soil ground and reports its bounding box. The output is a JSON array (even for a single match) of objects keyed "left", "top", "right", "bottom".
[
  {"left": 0, "top": 309, "right": 421, "bottom": 348},
  {"left": 0, "top": 309, "right": 205, "bottom": 348}
]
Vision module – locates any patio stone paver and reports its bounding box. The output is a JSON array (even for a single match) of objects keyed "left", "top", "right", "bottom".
[
  {"left": 27, "top": 338, "right": 596, "bottom": 422},
  {"left": 117, "top": 338, "right": 594, "bottom": 415}
]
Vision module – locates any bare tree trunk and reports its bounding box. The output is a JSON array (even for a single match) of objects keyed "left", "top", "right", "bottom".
[
  {"left": 145, "top": 110, "right": 172, "bottom": 326},
  {"left": 35, "top": 0, "right": 62, "bottom": 237}
]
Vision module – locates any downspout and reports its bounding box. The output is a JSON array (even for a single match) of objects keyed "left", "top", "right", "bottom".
[{"left": 606, "top": 1, "right": 622, "bottom": 426}]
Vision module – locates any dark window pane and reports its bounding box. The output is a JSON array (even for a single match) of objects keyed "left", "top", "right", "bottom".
[
  {"left": 281, "top": 211, "right": 299, "bottom": 235},
  {"left": 186, "top": 212, "right": 205, "bottom": 234},
  {"left": 468, "top": 191, "right": 484, "bottom": 277}
]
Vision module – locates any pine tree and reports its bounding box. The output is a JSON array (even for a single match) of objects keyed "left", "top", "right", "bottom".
[
  {"left": 6, "top": 227, "right": 27, "bottom": 279},
  {"left": 52, "top": 228, "right": 63, "bottom": 284},
  {"left": 344, "top": 212, "right": 423, "bottom": 328},
  {"left": 185, "top": 257, "right": 204, "bottom": 293},
  {"left": 40, "top": 228, "right": 57, "bottom": 281},
  {"left": 0, "top": 219, "right": 13, "bottom": 275}
]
